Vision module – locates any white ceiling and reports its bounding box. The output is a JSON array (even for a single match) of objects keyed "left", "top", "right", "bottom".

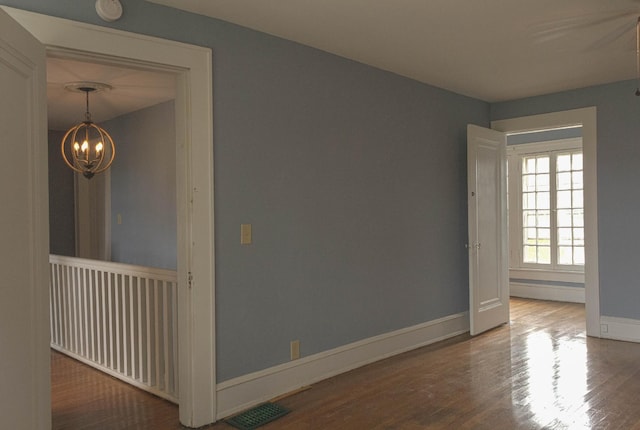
[
  {"left": 47, "top": 56, "right": 175, "bottom": 130},
  {"left": 148, "top": 0, "right": 640, "bottom": 102}
]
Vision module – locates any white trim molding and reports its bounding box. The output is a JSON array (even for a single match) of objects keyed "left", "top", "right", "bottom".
[
  {"left": 216, "top": 312, "right": 469, "bottom": 420},
  {"left": 510, "top": 269, "right": 584, "bottom": 284},
  {"left": 510, "top": 282, "right": 585, "bottom": 303},
  {"left": 600, "top": 316, "right": 640, "bottom": 343}
]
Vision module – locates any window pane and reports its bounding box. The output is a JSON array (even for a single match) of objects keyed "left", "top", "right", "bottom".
[
  {"left": 524, "top": 228, "right": 537, "bottom": 244},
  {"left": 537, "top": 157, "right": 549, "bottom": 173},
  {"left": 573, "top": 228, "right": 584, "bottom": 246},
  {"left": 523, "top": 210, "right": 537, "bottom": 227},
  {"left": 572, "top": 171, "right": 583, "bottom": 189},
  {"left": 557, "top": 172, "right": 572, "bottom": 190},
  {"left": 524, "top": 158, "right": 536, "bottom": 175},
  {"left": 523, "top": 174, "right": 536, "bottom": 192},
  {"left": 536, "top": 174, "right": 549, "bottom": 191},
  {"left": 557, "top": 209, "right": 572, "bottom": 227},
  {"left": 536, "top": 192, "right": 550, "bottom": 209},
  {"left": 538, "top": 228, "right": 550, "bottom": 240},
  {"left": 573, "top": 190, "right": 584, "bottom": 208},
  {"left": 523, "top": 192, "right": 536, "bottom": 210},
  {"left": 558, "top": 228, "right": 573, "bottom": 245},
  {"left": 538, "top": 246, "right": 551, "bottom": 264},
  {"left": 572, "top": 153, "right": 583, "bottom": 170},
  {"left": 573, "top": 209, "right": 584, "bottom": 227},
  {"left": 557, "top": 154, "right": 571, "bottom": 171},
  {"left": 524, "top": 246, "right": 537, "bottom": 263},
  {"left": 574, "top": 247, "right": 585, "bottom": 265},
  {"left": 558, "top": 246, "right": 573, "bottom": 265},
  {"left": 537, "top": 211, "right": 550, "bottom": 227},
  {"left": 557, "top": 190, "right": 572, "bottom": 208}
]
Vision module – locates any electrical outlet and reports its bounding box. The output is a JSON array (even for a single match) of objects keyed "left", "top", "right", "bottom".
[{"left": 290, "top": 340, "right": 300, "bottom": 360}]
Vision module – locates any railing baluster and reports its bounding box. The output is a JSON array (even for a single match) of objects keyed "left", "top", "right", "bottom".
[
  {"left": 100, "top": 270, "right": 106, "bottom": 366},
  {"left": 171, "top": 281, "right": 178, "bottom": 396},
  {"left": 82, "top": 267, "right": 89, "bottom": 357},
  {"left": 89, "top": 268, "right": 96, "bottom": 361},
  {"left": 162, "top": 280, "right": 170, "bottom": 392},
  {"left": 154, "top": 279, "right": 161, "bottom": 389},
  {"left": 107, "top": 270, "right": 113, "bottom": 369},
  {"left": 48, "top": 255, "right": 178, "bottom": 403},
  {"left": 145, "top": 278, "right": 153, "bottom": 386},
  {"left": 137, "top": 277, "right": 144, "bottom": 382}
]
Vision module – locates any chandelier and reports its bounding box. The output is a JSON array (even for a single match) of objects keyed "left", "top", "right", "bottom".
[{"left": 61, "top": 82, "right": 116, "bottom": 179}]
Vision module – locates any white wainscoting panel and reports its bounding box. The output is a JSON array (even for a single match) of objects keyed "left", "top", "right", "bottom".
[
  {"left": 216, "top": 312, "right": 469, "bottom": 419},
  {"left": 510, "top": 282, "right": 585, "bottom": 304}
]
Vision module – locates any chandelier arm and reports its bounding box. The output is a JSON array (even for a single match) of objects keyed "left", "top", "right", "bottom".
[{"left": 91, "top": 127, "right": 116, "bottom": 174}]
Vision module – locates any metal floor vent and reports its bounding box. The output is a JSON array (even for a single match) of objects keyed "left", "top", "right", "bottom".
[{"left": 225, "top": 402, "right": 290, "bottom": 430}]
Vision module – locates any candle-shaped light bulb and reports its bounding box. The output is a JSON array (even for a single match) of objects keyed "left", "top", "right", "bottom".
[
  {"left": 95, "top": 142, "right": 103, "bottom": 154},
  {"left": 81, "top": 140, "right": 89, "bottom": 161}
]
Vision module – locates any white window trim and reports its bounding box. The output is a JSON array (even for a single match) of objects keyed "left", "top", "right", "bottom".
[{"left": 507, "top": 137, "right": 585, "bottom": 280}]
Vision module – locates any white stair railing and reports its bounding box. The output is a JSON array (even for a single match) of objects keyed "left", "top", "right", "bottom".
[{"left": 49, "top": 255, "right": 178, "bottom": 403}]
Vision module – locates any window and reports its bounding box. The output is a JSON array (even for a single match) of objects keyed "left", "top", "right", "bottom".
[{"left": 508, "top": 138, "right": 584, "bottom": 275}]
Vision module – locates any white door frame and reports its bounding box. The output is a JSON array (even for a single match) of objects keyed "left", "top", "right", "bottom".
[
  {"left": 2, "top": 7, "right": 217, "bottom": 427},
  {"left": 492, "top": 107, "right": 600, "bottom": 337}
]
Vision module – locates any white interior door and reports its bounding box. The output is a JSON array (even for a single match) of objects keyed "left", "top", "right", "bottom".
[
  {"left": 467, "top": 124, "right": 509, "bottom": 335},
  {"left": 0, "top": 8, "right": 50, "bottom": 429}
]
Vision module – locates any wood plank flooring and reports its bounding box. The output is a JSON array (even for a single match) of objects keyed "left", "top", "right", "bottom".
[{"left": 52, "top": 298, "right": 640, "bottom": 429}]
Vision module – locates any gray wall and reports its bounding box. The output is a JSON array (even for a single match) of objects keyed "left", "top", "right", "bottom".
[
  {"left": 48, "top": 129, "right": 75, "bottom": 256},
  {"left": 106, "top": 101, "right": 177, "bottom": 270},
  {"left": 3, "top": 0, "right": 490, "bottom": 381},
  {"left": 492, "top": 79, "right": 640, "bottom": 320}
]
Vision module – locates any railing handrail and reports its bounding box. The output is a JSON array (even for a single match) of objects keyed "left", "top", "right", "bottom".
[{"left": 49, "top": 254, "right": 177, "bottom": 282}]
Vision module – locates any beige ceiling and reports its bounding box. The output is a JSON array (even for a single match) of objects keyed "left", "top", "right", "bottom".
[
  {"left": 147, "top": 0, "right": 640, "bottom": 102},
  {"left": 47, "top": 56, "right": 176, "bottom": 130}
]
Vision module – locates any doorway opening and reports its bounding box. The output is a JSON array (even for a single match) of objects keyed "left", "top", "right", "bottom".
[
  {"left": 506, "top": 126, "right": 586, "bottom": 306},
  {"left": 47, "top": 53, "right": 181, "bottom": 407},
  {"left": 492, "top": 107, "right": 600, "bottom": 337}
]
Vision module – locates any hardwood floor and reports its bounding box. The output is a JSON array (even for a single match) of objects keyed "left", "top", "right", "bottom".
[{"left": 52, "top": 298, "right": 640, "bottom": 429}]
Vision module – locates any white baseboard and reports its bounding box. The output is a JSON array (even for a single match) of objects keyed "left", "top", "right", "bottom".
[
  {"left": 510, "top": 282, "right": 585, "bottom": 303},
  {"left": 600, "top": 316, "right": 640, "bottom": 343},
  {"left": 216, "top": 312, "right": 469, "bottom": 419}
]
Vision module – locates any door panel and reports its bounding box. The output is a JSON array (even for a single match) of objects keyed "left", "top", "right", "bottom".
[
  {"left": 467, "top": 124, "right": 509, "bottom": 336},
  {"left": 0, "top": 7, "right": 49, "bottom": 429}
]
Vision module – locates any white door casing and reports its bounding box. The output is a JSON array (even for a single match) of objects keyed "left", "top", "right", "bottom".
[
  {"left": 2, "top": 6, "right": 216, "bottom": 427},
  {"left": 467, "top": 124, "right": 509, "bottom": 336},
  {"left": 0, "top": 8, "right": 50, "bottom": 429}
]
